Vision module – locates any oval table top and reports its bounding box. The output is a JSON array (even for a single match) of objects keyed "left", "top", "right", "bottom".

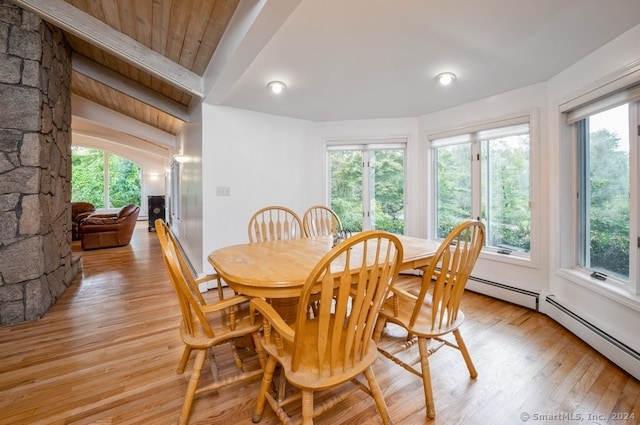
[{"left": 208, "top": 234, "right": 440, "bottom": 299}]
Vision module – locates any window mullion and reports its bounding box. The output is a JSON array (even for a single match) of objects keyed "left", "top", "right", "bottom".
[
  {"left": 362, "top": 150, "right": 371, "bottom": 230},
  {"left": 577, "top": 119, "right": 590, "bottom": 268},
  {"left": 471, "top": 138, "right": 482, "bottom": 221},
  {"left": 104, "top": 153, "right": 110, "bottom": 208}
]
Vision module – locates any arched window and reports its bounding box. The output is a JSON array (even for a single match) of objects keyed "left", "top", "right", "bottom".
[{"left": 71, "top": 146, "right": 141, "bottom": 208}]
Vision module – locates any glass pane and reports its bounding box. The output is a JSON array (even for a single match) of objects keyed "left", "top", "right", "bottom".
[
  {"left": 370, "top": 149, "right": 404, "bottom": 234},
  {"left": 435, "top": 143, "right": 471, "bottom": 238},
  {"left": 481, "top": 134, "right": 530, "bottom": 252},
  {"left": 71, "top": 146, "right": 105, "bottom": 208},
  {"left": 329, "top": 150, "right": 363, "bottom": 231},
  {"left": 108, "top": 154, "right": 142, "bottom": 208},
  {"left": 584, "top": 104, "right": 630, "bottom": 279}
]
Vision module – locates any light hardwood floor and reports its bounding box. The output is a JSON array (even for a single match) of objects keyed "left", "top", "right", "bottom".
[{"left": 0, "top": 223, "right": 638, "bottom": 425}]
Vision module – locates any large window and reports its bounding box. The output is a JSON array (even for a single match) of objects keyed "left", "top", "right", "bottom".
[
  {"left": 430, "top": 118, "right": 531, "bottom": 258},
  {"left": 71, "top": 146, "right": 141, "bottom": 208},
  {"left": 576, "top": 104, "right": 633, "bottom": 286},
  {"left": 563, "top": 82, "right": 639, "bottom": 295},
  {"left": 327, "top": 140, "right": 405, "bottom": 234}
]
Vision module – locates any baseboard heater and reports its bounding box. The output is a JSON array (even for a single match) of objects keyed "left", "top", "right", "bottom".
[
  {"left": 544, "top": 295, "right": 640, "bottom": 381},
  {"left": 466, "top": 276, "right": 540, "bottom": 311}
]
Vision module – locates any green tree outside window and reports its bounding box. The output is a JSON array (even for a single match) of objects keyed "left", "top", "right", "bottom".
[{"left": 71, "top": 146, "right": 141, "bottom": 208}]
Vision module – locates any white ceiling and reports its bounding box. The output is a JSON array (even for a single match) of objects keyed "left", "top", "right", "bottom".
[{"left": 218, "top": 0, "right": 640, "bottom": 122}]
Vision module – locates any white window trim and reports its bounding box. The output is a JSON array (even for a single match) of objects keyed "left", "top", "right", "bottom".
[
  {"left": 325, "top": 137, "right": 408, "bottom": 232},
  {"left": 427, "top": 112, "right": 541, "bottom": 269},
  {"left": 557, "top": 268, "right": 640, "bottom": 311},
  {"left": 559, "top": 81, "right": 640, "bottom": 298}
]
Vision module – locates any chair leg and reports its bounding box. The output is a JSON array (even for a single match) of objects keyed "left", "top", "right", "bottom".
[
  {"left": 253, "top": 355, "right": 277, "bottom": 423},
  {"left": 417, "top": 337, "right": 436, "bottom": 418},
  {"left": 363, "top": 366, "right": 393, "bottom": 425},
  {"left": 277, "top": 368, "right": 287, "bottom": 402},
  {"left": 453, "top": 329, "right": 478, "bottom": 378},
  {"left": 177, "top": 346, "right": 192, "bottom": 374},
  {"left": 372, "top": 316, "right": 386, "bottom": 343},
  {"left": 251, "top": 331, "right": 267, "bottom": 371},
  {"left": 229, "top": 340, "right": 243, "bottom": 372},
  {"left": 180, "top": 349, "right": 206, "bottom": 425},
  {"left": 301, "top": 389, "right": 314, "bottom": 425}
]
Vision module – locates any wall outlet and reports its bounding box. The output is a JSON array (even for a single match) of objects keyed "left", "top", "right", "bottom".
[{"left": 216, "top": 186, "right": 231, "bottom": 197}]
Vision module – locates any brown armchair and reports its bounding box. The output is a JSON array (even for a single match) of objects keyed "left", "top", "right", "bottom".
[
  {"left": 80, "top": 204, "right": 140, "bottom": 250},
  {"left": 71, "top": 202, "right": 95, "bottom": 240}
]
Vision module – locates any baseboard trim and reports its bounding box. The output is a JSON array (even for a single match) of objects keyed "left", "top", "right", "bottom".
[
  {"left": 466, "top": 276, "right": 540, "bottom": 311},
  {"left": 543, "top": 295, "right": 640, "bottom": 381}
]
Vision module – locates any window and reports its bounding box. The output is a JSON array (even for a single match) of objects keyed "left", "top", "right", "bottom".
[
  {"left": 327, "top": 140, "right": 405, "bottom": 234},
  {"left": 169, "top": 161, "right": 181, "bottom": 221},
  {"left": 430, "top": 118, "right": 531, "bottom": 258},
  {"left": 71, "top": 146, "right": 141, "bottom": 208},
  {"left": 563, "top": 82, "right": 640, "bottom": 295},
  {"left": 576, "top": 104, "right": 633, "bottom": 285}
]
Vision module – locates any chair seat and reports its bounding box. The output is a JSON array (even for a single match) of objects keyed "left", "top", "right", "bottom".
[
  {"left": 179, "top": 297, "right": 261, "bottom": 349},
  {"left": 391, "top": 274, "right": 423, "bottom": 295},
  {"left": 379, "top": 291, "right": 467, "bottom": 338}
]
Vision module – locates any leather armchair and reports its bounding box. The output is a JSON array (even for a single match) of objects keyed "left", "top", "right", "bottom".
[
  {"left": 80, "top": 204, "right": 140, "bottom": 250},
  {"left": 71, "top": 202, "right": 95, "bottom": 240}
]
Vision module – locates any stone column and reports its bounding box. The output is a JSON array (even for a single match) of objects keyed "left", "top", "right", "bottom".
[{"left": 0, "top": 1, "right": 79, "bottom": 325}]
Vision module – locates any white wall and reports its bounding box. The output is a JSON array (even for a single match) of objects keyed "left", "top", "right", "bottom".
[
  {"left": 199, "top": 105, "right": 320, "bottom": 273},
  {"left": 173, "top": 103, "right": 205, "bottom": 272},
  {"left": 545, "top": 24, "right": 640, "bottom": 354}
]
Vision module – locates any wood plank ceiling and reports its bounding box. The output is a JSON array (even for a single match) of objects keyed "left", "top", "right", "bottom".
[{"left": 62, "top": 0, "right": 240, "bottom": 136}]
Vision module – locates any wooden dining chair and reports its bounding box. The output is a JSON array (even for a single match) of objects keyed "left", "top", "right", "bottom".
[
  {"left": 373, "top": 220, "right": 485, "bottom": 419},
  {"left": 250, "top": 230, "right": 404, "bottom": 425},
  {"left": 155, "top": 219, "right": 265, "bottom": 425},
  {"left": 302, "top": 205, "right": 343, "bottom": 237},
  {"left": 248, "top": 205, "right": 304, "bottom": 242}
]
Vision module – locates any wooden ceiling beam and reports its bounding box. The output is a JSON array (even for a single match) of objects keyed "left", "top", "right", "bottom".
[
  {"left": 72, "top": 53, "right": 189, "bottom": 122},
  {"left": 10, "top": 0, "right": 204, "bottom": 98}
]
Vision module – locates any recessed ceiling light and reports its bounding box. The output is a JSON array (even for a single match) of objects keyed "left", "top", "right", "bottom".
[
  {"left": 435, "top": 72, "right": 457, "bottom": 86},
  {"left": 267, "top": 80, "right": 287, "bottom": 94}
]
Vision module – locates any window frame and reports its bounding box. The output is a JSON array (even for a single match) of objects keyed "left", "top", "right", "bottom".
[
  {"left": 71, "top": 145, "right": 142, "bottom": 209},
  {"left": 325, "top": 138, "right": 407, "bottom": 234},
  {"left": 559, "top": 83, "right": 640, "bottom": 298},
  {"left": 427, "top": 113, "right": 540, "bottom": 268}
]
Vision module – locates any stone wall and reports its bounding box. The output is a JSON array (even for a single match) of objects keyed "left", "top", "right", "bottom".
[{"left": 0, "top": 1, "right": 79, "bottom": 325}]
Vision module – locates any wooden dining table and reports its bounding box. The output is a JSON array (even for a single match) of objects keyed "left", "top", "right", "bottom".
[{"left": 207, "top": 234, "right": 441, "bottom": 300}]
